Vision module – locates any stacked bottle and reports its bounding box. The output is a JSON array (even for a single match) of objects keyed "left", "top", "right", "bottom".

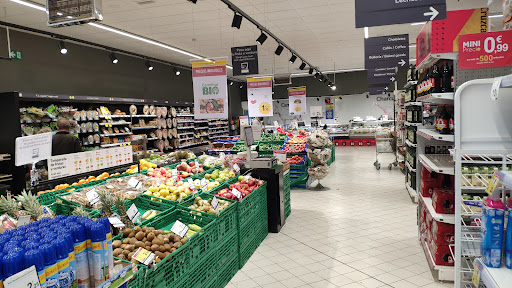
[{"left": 416, "top": 61, "right": 454, "bottom": 97}]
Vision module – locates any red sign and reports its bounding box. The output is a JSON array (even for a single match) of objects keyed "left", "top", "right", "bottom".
[{"left": 458, "top": 31, "right": 512, "bottom": 70}]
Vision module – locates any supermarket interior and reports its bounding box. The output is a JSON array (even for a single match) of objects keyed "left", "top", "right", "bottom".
[{"left": 1, "top": 0, "right": 512, "bottom": 287}]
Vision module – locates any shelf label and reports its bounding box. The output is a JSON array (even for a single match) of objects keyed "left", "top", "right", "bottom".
[
  {"left": 200, "top": 178, "right": 208, "bottom": 191},
  {"left": 86, "top": 189, "right": 100, "bottom": 206},
  {"left": 170, "top": 220, "right": 189, "bottom": 238},
  {"left": 132, "top": 247, "right": 156, "bottom": 266},
  {"left": 126, "top": 204, "right": 140, "bottom": 224},
  {"left": 231, "top": 188, "right": 242, "bottom": 200},
  {"left": 17, "top": 215, "right": 31, "bottom": 227},
  {"left": 274, "top": 150, "right": 287, "bottom": 162},
  {"left": 187, "top": 178, "right": 194, "bottom": 187},
  {"left": 472, "top": 262, "right": 481, "bottom": 287},
  {"left": 108, "top": 214, "right": 125, "bottom": 228},
  {"left": 233, "top": 164, "right": 240, "bottom": 173},
  {"left": 485, "top": 172, "right": 501, "bottom": 195},
  {"left": 127, "top": 178, "right": 142, "bottom": 190},
  {"left": 4, "top": 266, "right": 41, "bottom": 288},
  {"left": 172, "top": 169, "right": 178, "bottom": 179},
  {"left": 211, "top": 196, "right": 220, "bottom": 214}
]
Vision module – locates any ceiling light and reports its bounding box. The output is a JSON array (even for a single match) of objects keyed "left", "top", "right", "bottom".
[
  {"left": 9, "top": 0, "right": 46, "bottom": 11},
  {"left": 145, "top": 60, "right": 154, "bottom": 71},
  {"left": 289, "top": 55, "right": 297, "bottom": 63},
  {"left": 188, "top": 0, "right": 197, "bottom": 3},
  {"left": 299, "top": 62, "right": 306, "bottom": 70},
  {"left": 109, "top": 52, "right": 118, "bottom": 64},
  {"left": 230, "top": 81, "right": 234, "bottom": 86},
  {"left": 331, "top": 85, "right": 337, "bottom": 90},
  {"left": 231, "top": 13, "right": 243, "bottom": 29},
  {"left": 364, "top": 27, "right": 369, "bottom": 39},
  {"left": 173, "top": 67, "right": 181, "bottom": 75},
  {"left": 256, "top": 32, "right": 268, "bottom": 45},
  {"left": 411, "top": 22, "right": 426, "bottom": 26},
  {"left": 240, "top": 83, "right": 244, "bottom": 89},
  {"left": 323, "top": 77, "right": 328, "bottom": 83},
  {"left": 275, "top": 45, "right": 284, "bottom": 56},
  {"left": 318, "top": 75, "right": 323, "bottom": 82},
  {"left": 58, "top": 41, "right": 67, "bottom": 54},
  {"left": 314, "top": 72, "right": 319, "bottom": 78},
  {"left": 309, "top": 68, "right": 314, "bottom": 75}
]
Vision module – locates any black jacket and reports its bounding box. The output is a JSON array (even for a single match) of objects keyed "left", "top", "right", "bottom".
[{"left": 52, "top": 131, "right": 82, "bottom": 156}]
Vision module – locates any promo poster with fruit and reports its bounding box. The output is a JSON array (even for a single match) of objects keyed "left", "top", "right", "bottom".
[
  {"left": 247, "top": 76, "right": 273, "bottom": 117},
  {"left": 288, "top": 87, "right": 307, "bottom": 115},
  {"left": 191, "top": 60, "right": 228, "bottom": 120}
]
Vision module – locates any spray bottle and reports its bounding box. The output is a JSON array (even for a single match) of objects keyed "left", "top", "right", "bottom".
[
  {"left": 506, "top": 198, "right": 512, "bottom": 269},
  {"left": 481, "top": 196, "right": 505, "bottom": 268},
  {"left": 59, "top": 231, "right": 77, "bottom": 288},
  {"left": 89, "top": 223, "right": 106, "bottom": 287},
  {"left": 69, "top": 224, "right": 89, "bottom": 288},
  {"left": 2, "top": 252, "right": 24, "bottom": 281},
  {"left": 40, "top": 243, "right": 60, "bottom": 288},
  {"left": 97, "top": 218, "right": 112, "bottom": 278},
  {"left": 24, "top": 249, "right": 47, "bottom": 288},
  {"left": 83, "top": 221, "right": 95, "bottom": 285},
  {"left": 53, "top": 238, "right": 70, "bottom": 288}
]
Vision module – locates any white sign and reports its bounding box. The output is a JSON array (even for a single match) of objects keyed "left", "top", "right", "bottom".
[
  {"left": 4, "top": 265, "right": 41, "bottom": 288},
  {"left": 127, "top": 178, "right": 141, "bottom": 189},
  {"left": 171, "top": 220, "right": 189, "bottom": 238},
  {"left": 126, "top": 204, "right": 140, "bottom": 224},
  {"left": 273, "top": 150, "right": 287, "bottom": 162},
  {"left": 231, "top": 188, "right": 242, "bottom": 200},
  {"left": 288, "top": 87, "right": 307, "bottom": 115},
  {"left": 108, "top": 216, "right": 125, "bottom": 228},
  {"left": 200, "top": 178, "right": 208, "bottom": 191},
  {"left": 15, "top": 132, "right": 52, "bottom": 166},
  {"left": 17, "top": 215, "right": 31, "bottom": 227},
  {"left": 86, "top": 189, "right": 100, "bottom": 206},
  {"left": 187, "top": 178, "right": 194, "bottom": 187},
  {"left": 233, "top": 164, "right": 240, "bottom": 173},
  {"left": 211, "top": 196, "right": 220, "bottom": 214},
  {"left": 192, "top": 60, "right": 229, "bottom": 120},
  {"left": 310, "top": 106, "right": 323, "bottom": 118},
  {"left": 247, "top": 76, "right": 273, "bottom": 117}
]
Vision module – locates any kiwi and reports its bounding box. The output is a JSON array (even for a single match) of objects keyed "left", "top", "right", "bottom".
[
  {"left": 147, "top": 232, "right": 155, "bottom": 242},
  {"left": 123, "top": 228, "right": 132, "bottom": 237},
  {"left": 142, "top": 227, "right": 147, "bottom": 233},
  {"left": 159, "top": 245, "right": 167, "bottom": 253},
  {"left": 152, "top": 238, "right": 164, "bottom": 246},
  {"left": 155, "top": 258, "right": 161, "bottom": 264},
  {"left": 113, "top": 240, "right": 122, "bottom": 249},
  {"left": 164, "top": 244, "right": 171, "bottom": 251},
  {"left": 123, "top": 250, "right": 130, "bottom": 257},
  {"left": 128, "top": 232, "right": 136, "bottom": 238},
  {"left": 125, "top": 245, "right": 135, "bottom": 252},
  {"left": 134, "top": 241, "right": 144, "bottom": 248},
  {"left": 155, "top": 251, "right": 165, "bottom": 260},
  {"left": 128, "top": 252, "right": 135, "bottom": 259},
  {"left": 151, "top": 244, "right": 159, "bottom": 252},
  {"left": 180, "top": 239, "right": 187, "bottom": 245},
  {"left": 129, "top": 238, "right": 137, "bottom": 245},
  {"left": 170, "top": 248, "right": 176, "bottom": 252},
  {"left": 163, "top": 237, "right": 170, "bottom": 244},
  {"left": 135, "top": 232, "right": 145, "bottom": 241},
  {"left": 122, "top": 238, "right": 130, "bottom": 245},
  {"left": 145, "top": 241, "right": 152, "bottom": 247},
  {"left": 173, "top": 242, "right": 182, "bottom": 249},
  {"left": 134, "top": 226, "right": 142, "bottom": 233},
  {"left": 142, "top": 237, "right": 147, "bottom": 242},
  {"left": 156, "top": 230, "right": 164, "bottom": 235},
  {"left": 113, "top": 248, "right": 123, "bottom": 257},
  {"left": 121, "top": 244, "right": 127, "bottom": 250},
  {"left": 145, "top": 246, "right": 152, "bottom": 251},
  {"left": 164, "top": 251, "right": 171, "bottom": 257}
]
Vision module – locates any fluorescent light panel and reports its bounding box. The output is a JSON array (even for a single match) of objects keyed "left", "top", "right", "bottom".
[
  {"left": 411, "top": 22, "right": 426, "bottom": 26},
  {"left": 364, "top": 27, "right": 369, "bottom": 39}
]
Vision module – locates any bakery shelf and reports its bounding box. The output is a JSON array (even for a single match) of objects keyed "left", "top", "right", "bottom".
[
  {"left": 100, "top": 142, "right": 131, "bottom": 148},
  {"left": 99, "top": 115, "right": 130, "bottom": 118},
  {"left": 194, "top": 127, "right": 209, "bottom": 130},
  {"left": 419, "top": 194, "right": 455, "bottom": 224},
  {"left": 132, "top": 126, "right": 157, "bottom": 130},
  {"left": 417, "top": 128, "right": 454, "bottom": 142},
  {"left": 99, "top": 132, "right": 133, "bottom": 137},
  {"left": 417, "top": 92, "right": 454, "bottom": 104},
  {"left": 99, "top": 122, "right": 131, "bottom": 126},
  {"left": 179, "top": 137, "right": 194, "bottom": 142},
  {"left": 418, "top": 154, "right": 454, "bottom": 175},
  {"left": 406, "top": 183, "right": 418, "bottom": 203},
  {"left": 406, "top": 161, "right": 416, "bottom": 172},
  {"left": 176, "top": 114, "right": 194, "bottom": 117},
  {"left": 404, "top": 80, "right": 418, "bottom": 89},
  {"left": 405, "top": 102, "right": 422, "bottom": 107},
  {"left": 406, "top": 139, "right": 417, "bottom": 147},
  {"left": 177, "top": 126, "right": 194, "bottom": 130},
  {"left": 178, "top": 132, "right": 194, "bottom": 136},
  {"left": 473, "top": 258, "right": 512, "bottom": 288},
  {"left": 131, "top": 115, "right": 157, "bottom": 118}
]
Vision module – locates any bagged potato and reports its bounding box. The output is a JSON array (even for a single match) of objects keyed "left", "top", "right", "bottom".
[
  {"left": 308, "top": 163, "right": 330, "bottom": 180},
  {"left": 307, "top": 148, "right": 331, "bottom": 164},
  {"left": 306, "top": 129, "right": 331, "bottom": 148}
]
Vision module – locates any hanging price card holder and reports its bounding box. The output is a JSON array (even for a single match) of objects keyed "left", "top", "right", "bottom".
[
  {"left": 486, "top": 172, "right": 501, "bottom": 195},
  {"left": 86, "top": 189, "right": 100, "bottom": 206},
  {"left": 126, "top": 204, "right": 140, "bottom": 224},
  {"left": 200, "top": 178, "right": 208, "bottom": 191},
  {"left": 211, "top": 196, "right": 220, "bottom": 214},
  {"left": 171, "top": 220, "right": 189, "bottom": 238},
  {"left": 132, "top": 247, "right": 156, "bottom": 266},
  {"left": 231, "top": 188, "right": 242, "bottom": 200},
  {"left": 4, "top": 266, "right": 41, "bottom": 288},
  {"left": 127, "top": 178, "right": 142, "bottom": 190},
  {"left": 233, "top": 164, "right": 240, "bottom": 173}
]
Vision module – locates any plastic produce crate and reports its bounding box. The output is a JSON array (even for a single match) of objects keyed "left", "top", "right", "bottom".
[
  {"left": 49, "top": 202, "right": 99, "bottom": 218},
  {"left": 37, "top": 188, "right": 70, "bottom": 206},
  {"left": 285, "top": 203, "right": 291, "bottom": 218},
  {"left": 124, "top": 196, "right": 175, "bottom": 225},
  {"left": 211, "top": 254, "right": 239, "bottom": 288},
  {"left": 239, "top": 219, "right": 268, "bottom": 268}
]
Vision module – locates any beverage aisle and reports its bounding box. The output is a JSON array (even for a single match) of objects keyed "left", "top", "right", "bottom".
[{"left": 227, "top": 147, "right": 453, "bottom": 288}]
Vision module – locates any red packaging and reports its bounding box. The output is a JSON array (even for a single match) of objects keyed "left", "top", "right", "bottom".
[
  {"left": 425, "top": 208, "right": 434, "bottom": 232},
  {"left": 419, "top": 205, "right": 428, "bottom": 234},
  {"left": 421, "top": 178, "right": 443, "bottom": 198},
  {"left": 430, "top": 241, "right": 454, "bottom": 266},
  {"left": 431, "top": 220, "right": 455, "bottom": 245},
  {"left": 432, "top": 188, "right": 455, "bottom": 214}
]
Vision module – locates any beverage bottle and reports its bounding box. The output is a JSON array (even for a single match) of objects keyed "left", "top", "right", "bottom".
[
  {"left": 447, "top": 105, "right": 454, "bottom": 134},
  {"left": 89, "top": 223, "right": 106, "bottom": 287},
  {"left": 441, "top": 62, "right": 450, "bottom": 92},
  {"left": 425, "top": 67, "right": 431, "bottom": 95},
  {"left": 40, "top": 243, "right": 60, "bottom": 288},
  {"left": 440, "top": 105, "right": 450, "bottom": 135},
  {"left": 25, "top": 249, "right": 47, "bottom": 288},
  {"left": 432, "top": 63, "right": 441, "bottom": 93},
  {"left": 83, "top": 221, "right": 94, "bottom": 285},
  {"left": 69, "top": 224, "right": 90, "bottom": 288},
  {"left": 53, "top": 238, "right": 70, "bottom": 288},
  {"left": 450, "top": 64, "right": 454, "bottom": 92}
]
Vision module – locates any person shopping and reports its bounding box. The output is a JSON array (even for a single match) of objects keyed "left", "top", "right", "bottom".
[{"left": 52, "top": 118, "right": 82, "bottom": 155}]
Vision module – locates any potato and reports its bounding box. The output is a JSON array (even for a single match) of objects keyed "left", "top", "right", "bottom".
[
  {"left": 113, "top": 248, "right": 123, "bottom": 257},
  {"left": 122, "top": 238, "right": 130, "bottom": 245},
  {"left": 151, "top": 244, "right": 159, "bottom": 252},
  {"left": 113, "top": 240, "right": 122, "bottom": 249},
  {"left": 123, "top": 250, "right": 130, "bottom": 257},
  {"left": 134, "top": 241, "right": 144, "bottom": 248},
  {"left": 155, "top": 251, "right": 165, "bottom": 259},
  {"left": 118, "top": 254, "right": 126, "bottom": 260},
  {"left": 173, "top": 242, "right": 182, "bottom": 249},
  {"left": 135, "top": 232, "right": 145, "bottom": 241},
  {"left": 147, "top": 232, "right": 155, "bottom": 242},
  {"left": 128, "top": 232, "right": 135, "bottom": 238},
  {"left": 123, "top": 228, "right": 132, "bottom": 237}
]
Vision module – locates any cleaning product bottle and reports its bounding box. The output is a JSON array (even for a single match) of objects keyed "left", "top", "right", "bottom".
[
  {"left": 97, "top": 218, "right": 112, "bottom": 279},
  {"left": 506, "top": 198, "right": 512, "bottom": 269},
  {"left": 2, "top": 252, "right": 24, "bottom": 280},
  {"left": 0, "top": 253, "right": 3, "bottom": 288},
  {"left": 481, "top": 196, "right": 506, "bottom": 268},
  {"left": 24, "top": 249, "right": 47, "bottom": 288},
  {"left": 84, "top": 221, "right": 95, "bottom": 286},
  {"left": 40, "top": 243, "right": 60, "bottom": 288},
  {"left": 59, "top": 231, "right": 77, "bottom": 288},
  {"left": 53, "top": 238, "right": 70, "bottom": 288},
  {"left": 69, "top": 224, "right": 89, "bottom": 288},
  {"left": 89, "top": 223, "right": 106, "bottom": 287}
]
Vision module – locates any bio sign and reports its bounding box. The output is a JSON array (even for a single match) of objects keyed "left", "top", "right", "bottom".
[{"left": 458, "top": 31, "right": 512, "bottom": 70}]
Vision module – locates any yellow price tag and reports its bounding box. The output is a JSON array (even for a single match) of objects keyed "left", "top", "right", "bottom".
[
  {"left": 486, "top": 172, "right": 501, "bottom": 195},
  {"left": 132, "top": 247, "right": 155, "bottom": 265},
  {"left": 472, "top": 262, "right": 481, "bottom": 286}
]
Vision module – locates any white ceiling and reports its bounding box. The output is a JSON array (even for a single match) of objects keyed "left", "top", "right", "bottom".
[{"left": 0, "top": 0, "right": 505, "bottom": 78}]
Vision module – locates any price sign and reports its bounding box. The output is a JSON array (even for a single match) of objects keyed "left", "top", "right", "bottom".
[
  {"left": 491, "top": 77, "right": 503, "bottom": 100},
  {"left": 108, "top": 215, "right": 125, "bottom": 228},
  {"left": 231, "top": 188, "right": 242, "bottom": 200},
  {"left": 172, "top": 169, "right": 178, "bottom": 179},
  {"left": 17, "top": 215, "right": 31, "bottom": 227},
  {"left": 127, "top": 178, "right": 142, "bottom": 190},
  {"left": 486, "top": 172, "right": 501, "bottom": 195},
  {"left": 200, "top": 178, "right": 208, "bottom": 191},
  {"left": 132, "top": 247, "right": 156, "bottom": 266},
  {"left": 459, "top": 31, "right": 512, "bottom": 70},
  {"left": 472, "top": 262, "right": 481, "bottom": 287},
  {"left": 233, "top": 164, "right": 240, "bottom": 173},
  {"left": 274, "top": 150, "right": 287, "bottom": 162},
  {"left": 126, "top": 204, "right": 140, "bottom": 224},
  {"left": 290, "top": 145, "right": 296, "bottom": 152},
  {"left": 211, "top": 196, "right": 220, "bottom": 214},
  {"left": 177, "top": 194, "right": 183, "bottom": 203},
  {"left": 4, "top": 266, "right": 41, "bottom": 288},
  {"left": 170, "top": 220, "right": 189, "bottom": 238},
  {"left": 86, "top": 189, "right": 100, "bottom": 206},
  {"left": 187, "top": 178, "right": 194, "bottom": 187}
]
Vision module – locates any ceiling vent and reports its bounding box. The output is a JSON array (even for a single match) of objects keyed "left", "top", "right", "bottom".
[{"left": 47, "top": 0, "right": 103, "bottom": 27}]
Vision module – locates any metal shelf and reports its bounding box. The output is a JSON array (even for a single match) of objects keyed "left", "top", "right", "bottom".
[
  {"left": 131, "top": 115, "right": 157, "bottom": 118},
  {"left": 194, "top": 127, "right": 209, "bottom": 130},
  {"left": 406, "top": 183, "right": 418, "bottom": 203},
  {"left": 405, "top": 122, "right": 422, "bottom": 126},
  {"left": 406, "top": 161, "right": 416, "bottom": 172},
  {"left": 209, "top": 127, "right": 228, "bottom": 130},
  {"left": 132, "top": 126, "right": 157, "bottom": 130},
  {"left": 404, "top": 80, "right": 418, "bottom": 89},
  {"left": 420, "top": 238, "right": 455, "bottom": 281},
  {"left": 418, "top": 154, "right": 454, "bottom": 175},
  {"left": 179, "top": 137, "right": 194, "bottom": 142},
  {"left": 178, "top": 132, "right": 194, "bottom": 136},
  {"left": 177, "top": 120, "right": 194, "bottom": 123},
  {"left": 420, "top": 194, "right": 455, "bottom": 224},
  {"left": 100, "top": 142, "right": 131, "bottom": 148},
  {"left": 177, "top": 126, "right": 194, "bottom": 130},
  {"left": 178, "top": 141, "right": 209, "bottom": 149},
  {"left": 176, "top": 114, "right": 194, "bottom": 117},
  {"left": 210, "top": 130, "right": 229, "bottom": 135},
  {"left": 99, "top": 115, "right": 130, "bottom": 118},
  {"left": 474, "top": 258, "right": 512, "bottom": 288},
  {"left": 0, "top": 174, "right": 12, "bottom": 183},
  {"left": 417, "top": 92, "right": 454, "bottom": 104},
  {"left": 405, "top": 102, "right": 422, "bottom": 107},
  {"left": 147, "top": 137, "right": 158, "bottom": 141},
  {"left": 406, "top": 139, "right": 417, "bottom": 147},
  {"left": 99, "top": 132, "right": 132, "bottom": 137},
  {"left": 417, "top": 52, "right": 458, "bottom": 70},
  {"left": 417, "top": 128, "right": 454, "bottom": 142},
  {"left": 0, "top": 154, "right": 11, "bottom": 161},
  {"left": 99, "top": 122, "right": 131, "bottom": 126}
]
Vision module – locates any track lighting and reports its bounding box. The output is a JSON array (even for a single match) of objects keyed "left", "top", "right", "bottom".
[
  {"left": 256, "top": 32, "right": 268, "bottom": 45},
  {"left": 299, "top": 62, "right": 306, "bottom": 70},
  {"left": 318, "top": 75, "right": 323, "bottom": 82},
  {"left": 309, "top": 68, "right": 314, "bottom": 75},
  {"left": 109, "top": 52, "right": 118, "bottom": 64},
  {"left": 145, "top": 60, "right": 154, "bottom": 71},
  {"left": 275, "top": 45, "right": 284, "bottom": 56},
  {"left": 314, "top": 72, "right": 319, "bottom": 78},
  {"left": 289, "top": 55, "right": 297, "bottom": 64},
  {"left": 173, "top": 67, "right": 181, "bottom": 76},
  {"left": 187, "top": 0, "right": 197, "bottom": 3},
  {"left": 331, "top": 85, "right": 337, "bottom": 91},
  {"left": 231, "top": 13, "right": 243, "bottom": 29},
  {"left": 240, "top": 83, "right": 244, "bottom": 89},
  {"left": 323, "top": 77, "right": 328, "bottom": 83},
  {"left": 58, "top": 41, "right": 67, "bottom": 54},
  {"left": 230, "top": 81, "right": 234, "bottom": 86}
]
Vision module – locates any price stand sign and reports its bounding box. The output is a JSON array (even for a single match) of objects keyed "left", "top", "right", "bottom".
[
  {"left": 459, "top": 31, "right": 512, "bottom": 70},
  {"left": 171, "top": 220, "right": 189, "bottom": 238}
]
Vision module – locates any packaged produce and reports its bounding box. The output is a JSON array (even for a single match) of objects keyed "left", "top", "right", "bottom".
[
  {"left": 307, "top": 163, "right": 330, "bottom": 180},
  {"left": 307, "top": 148, "right": 331, "bottom": 164}
]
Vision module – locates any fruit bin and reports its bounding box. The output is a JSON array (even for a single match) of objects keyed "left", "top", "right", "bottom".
[
  {"left": 49, "top": 201, "right": 99, "bottom": 218},
  {"left": 178, "top": 192, "right": 239, "bottom": 239},
  {"left": 124, "top": 196, "right": 176, "bottom": 225},
  {"left": 224, "top": 182, "right": 268, "bottom": 228},
  {"left": 210, "top": 253, "right": 239, "bottom": 288},
  {"left": 37, "top": 188, "right": 71, "bottom": 205},
  {"left": 55, "top": 192, "right": 102, "bottom": 216},
  {"left": 239, "top": 217, "right": 268, "bottom": 268},
  {"left": 285, "top": 203, "right": 291, "bottom": 218},
  {"left": 109, "top": 258, "right": 147, "bottom": 288}
]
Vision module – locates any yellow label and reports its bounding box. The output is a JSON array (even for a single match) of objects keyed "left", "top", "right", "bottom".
[
  {"left": 247, "top": 76, "right": 272, "bottom": 82},
  {"left": 486, "top": 173, "right": 500, "bottom": 195},
  {"left": 106, "top": 233, "right": 112, "bottom": 241},
  {"left": 75, "top": 242, "right": 86, "bottom": 254},
  {"left": 472, "top": 263, "right": 481, "bottom": 286},
  {"left": 39, "top": 272, "right": 46, "bottom": 284},
  {"left": 46, "top": 263, "right": 59, "bottom": 277},
  {"left": 133, "top": 248, "right": 152, "bottom": 263},
  {"left": 57, "top": 258, "right": 69, "bottom": 270},
  {"left": 104, "top": 242, "right": 108, "bottom": 250},
  {"left": 288, "top": 87, "right": 306, "bottom": 93},
  {"left": 69, "top": 252, "right": 75, "bottom": 262},
  {"left": 91, "top": 242, "right": 102, "bottom": 251},
  {"left": 191, "top": 60, "right": 227, "bottom": 68},
  {"left": 86, "top": 240, "right": 91, "bottom": 248}
]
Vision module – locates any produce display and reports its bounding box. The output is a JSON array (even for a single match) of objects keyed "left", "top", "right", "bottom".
[
  {"left": 37, "top": 172, "right": 120, "bottom": 195},
  {"left": 287, "top": 155, "right": 306, "bottom": 165},
  {"left": 284, "top": 142, "right": 307, "bottom": 153},
  {"left": 259, "top": 143, "right": 283, "bottom": 151},
  {"left": 261, "top": 133, "right": 287, "bottom": 141},
  {"left": 188, "top": 196, "right": 231, "bottom": 215},
  {"left": 144, "top": 181, "right": 198, "bottom": 202},
  {"left": 205, "top": 168, "right": 236, "bottom": 183},
  {"left": 197, "top": 154, "right": 223, "bottom": 168},
  {"left": 215, "top": 177, "right": 264, "bottom": 201},
  {"left": 306, "top": 129, "right": 332, "bottom": 180}
]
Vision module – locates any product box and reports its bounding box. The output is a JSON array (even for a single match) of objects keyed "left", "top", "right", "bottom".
[
  {"left": 431, "top": 220, "right": 455, "bottom": 245},
  {"left": 432, "top": 188, "right": 455, "bottom": 214},
  {"left": 481, "top": 198, "right": 505, "bottom": 268},
  {"left": 420, "top": 178, "right": 443, "bottom": 198},
  {"left": 429, "top": 241, "right": 455, "bottom": 266}
]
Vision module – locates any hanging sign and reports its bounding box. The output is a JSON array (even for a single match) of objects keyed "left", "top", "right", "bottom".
[
  {"left": 368, "top": 84, "right": 389, "bottom": 95},
  {"left": 231, "top": 45, "right": 259, "bottom": 76},
  {"left": 288, "top": 87, "right": 306, "bottom": 115},
  {"left": 247, "top": 76, "right": 273, "bottom": 117},
  {"left": 15, "top": 132, "right": 53, "bottom": 166},
  {"left": 192, "top": 60, "right": 228, "bottom": 120},
  {"left": 365, "top": 35, "right": 409, "bottom": 85},
  {"left": 355, "top": 0, "right": 446, "bottom": 28},
  {"left": 326, "top": 101, "right": 334, "bottom": 120},
  {"left": 458, "top": 31, "right": 512, "bottom": 70}
]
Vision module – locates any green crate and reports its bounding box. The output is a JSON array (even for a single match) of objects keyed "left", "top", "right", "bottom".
[
  {"left": 179, "top": 192, "right": 238, "bottom": 239},
  {"left": 212, "top": 254, "right": 238, "bottom": 288},
  {"left": 238, "top": 207, "right": 268, "bottom": 249},
  {"left": 50, "top": 202, "right": 99, "bottom": 218},
  {"left": 110, "top": 257, "right": 147, "bottom": 288},
  {"left": 124, "top": 196, "right": 175, "bottom": 225},
  {"left": 285, "top": 203, "right": 291, "bottom": 218},
  {"left": 216, "top": 230, "right": 238, "bottom": 270},
  {"left": 37, "top": 188, "right": 70, "bottom": 206},
  {"left": 239, "top": 220, "right": 268, "bottom": 269},
  {"left": 237, "top": 182, "right": 267, "bottom": 227}
]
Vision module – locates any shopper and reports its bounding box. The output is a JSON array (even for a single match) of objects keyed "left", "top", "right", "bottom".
[{"left": 52, "top": 118, "right": 82, "bottom": 155}]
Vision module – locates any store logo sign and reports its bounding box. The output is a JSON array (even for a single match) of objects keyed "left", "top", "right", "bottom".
[
  {"left": 462, "top": 40, "right": 481, "bottom": 53},
  {"left": 202, "top": 84, "right": 220, "bottom": 95}
]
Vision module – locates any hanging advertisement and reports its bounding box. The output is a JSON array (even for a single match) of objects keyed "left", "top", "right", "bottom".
[
  {"left": 247, "top": 76, "right": 273, "bottom": 117},
  {"left": 288, "top": 87, "right": 306, "bottom": 115},
  {"left": 192, "top": 60, "right": 228, "bottom": 120},
  {"left": 458, "top": 30, "right": 512, "bottom": 70},
  {"left": 231, "top": 45, "right": 259, "bottom": 76},
  {"left": 326, "top": 102, "right": 334, "bottom": 119}
]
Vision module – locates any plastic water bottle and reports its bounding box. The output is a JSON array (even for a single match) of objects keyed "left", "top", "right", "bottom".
[
  {"left": 89, "top": 223, "right": 106, "bottom": 287},
  {"left": 69, "top": 224, "right": 89, "bottom": 288},
  {"left": 40, "top": 243, "right": 60, "bottom": 288},
  {"left": 25, "top": 249, "right": 47, "bottom": 288}
]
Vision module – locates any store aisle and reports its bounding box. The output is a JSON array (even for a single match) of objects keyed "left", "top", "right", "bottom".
[{"left": 227, "top": 147, "right": 453, "bottom": 288}]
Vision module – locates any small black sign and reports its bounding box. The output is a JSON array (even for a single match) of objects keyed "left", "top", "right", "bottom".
[
  {"left": 355, "top": 0, "right": 447, "bottom": 28},
  {"left": 368, "top": 84, "right": 390, "bottom": 95},
  {"left": 365, "top": 34, "right": 409, "bottom": 85},
  {"left": 231, "top": 45, "right": 259, "bottom": 76}
]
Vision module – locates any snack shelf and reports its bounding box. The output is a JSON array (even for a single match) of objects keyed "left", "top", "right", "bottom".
[
  {"left": 404, "top": 80, "right": 418, "bottom": 89},
  {"left": 418, "top": 154, "right": 454, "bottom": 175},
  {"left": 417, "top": 128, "right": 454, "bottom": 142},
  {"left": 177, "top": 126, "right": 194, "bottom": 130},
  {"left": 405, "top": 122, "right": 422, "bottom": 127},
  {"left": 99, "top": 132, "right": 133, "bottom": 137},
  {"left": 417, "top": 92, "right": 454, "bottom": 103},
  {"left": 100, "top": 142, "right": 131, "bottom": 148},
  {"left": 406, "top": 183, "right": 418, "bottom": 202},
  {"left": 406, "top": 161, "right": 416, "bottom": 172},
  {"left": 405, "top": 102, "right": 422, "bottom": 107},
  {"left": 419, "top": 194, "right": 455, "bottom": 224},
  {"left": 99, "top": 122, "right": 130, "bottom": 126},
  {"left": 131, "top": 115, "right": 157, "bottom": 118},
  {"left": 406, "top": 139, "right": 417, "bottom": 147},
  {"left": 473, "top": 258, "right": 512, "bottom": 288},
  {"left": 420, "top": 238, "right": 455, "bottom": 281},
  {"left": 416, "top": 52, "right": 458, "bottom": 70},
  {"left": 177, "top": 114, "right": 194, "bottom": 117},
  {"left": 209, "top": 127, "right": 227, "bottom": 130},
  {"left": 99, "top": 115, "right": 130, "bottom": 118}
]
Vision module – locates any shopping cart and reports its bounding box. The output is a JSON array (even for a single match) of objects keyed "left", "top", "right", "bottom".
[{"left": 373, "top": 131, "right": 398, "bottom": 170}]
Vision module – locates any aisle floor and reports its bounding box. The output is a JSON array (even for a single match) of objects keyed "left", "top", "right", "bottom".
[{"left": 227, "top": 147, "right": 454, "bottom": 288}]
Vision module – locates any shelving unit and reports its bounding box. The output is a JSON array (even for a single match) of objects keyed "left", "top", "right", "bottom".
[
  {"left": 406, "top": 139, "right": 417, "bottom": 147},
  {"left": 418, "top": 128, "right": 455, "bottom": 142},
  {"left": 405, "top": 122, "right": 422, "bottom": 127},
  {"left": 417, "top": 92, "right": 454, "bottom": 103},
  {"left": 473, "top": 258, "right": 512, "bottom": 288},
  {"left": 132, "top": 126, "right": 158, "bottom": 130},
  {"left": 417, "top": 52, "right": 458, "bottom": 70},
  {"left": 418, "top": 154, "right": 455, "bottom": 175},
  {"left": 208, "top": 119, "right": 229, "bottom": 140}
]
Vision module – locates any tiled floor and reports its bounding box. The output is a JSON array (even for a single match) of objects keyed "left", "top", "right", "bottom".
[{"left": 227, "top": 147, "right": 454, "bottom": 288}]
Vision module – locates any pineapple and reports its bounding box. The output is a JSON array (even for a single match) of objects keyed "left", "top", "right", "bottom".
[
  {"left": 0, "top": 194, "right": 20, "bottom": 219},
  {"left": 72, "top": 206, "right": 91, "bottom": 217},
  {"left": 115, "top": 197, "right": 133, "bottom": 228},
  {"left": 98, "top": 191, "right": 115, "bottom": 217},
  {"left": 15, "top": 190, "right": 45, "bottom": 221}
]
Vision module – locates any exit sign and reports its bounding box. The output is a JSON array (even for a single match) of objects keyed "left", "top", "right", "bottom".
[{"left": 10, "top": 50, "right": 22, "bottom": 60}]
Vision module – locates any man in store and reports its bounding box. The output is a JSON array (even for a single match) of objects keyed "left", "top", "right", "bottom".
[{"left": 52, "top": 118, "right": 82, "bottom": 155}]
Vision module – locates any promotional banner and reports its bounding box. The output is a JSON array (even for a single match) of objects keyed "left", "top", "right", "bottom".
[
  {"left": 365, "top": 35, "right": 409, "bottom": 85},
  {"left": 192, "top": 60, "right": 228, "bottom": 120},
  {"left": 231, "top": 45, "right": 259, "bottom": 76},
  {"left": 458, "top": 30, "right": 512, "bottom": 70},
  {"left": 288, "top": 87, "right": 306, "bottom": 115},
  {"left": 326, "top": 102, "right": 334, "bottom": 119},
  {"left": 247, "top": 76, "right": 273, "bottom": 117},
  {"left": 355, "top": 0, "right": 446, "bottom": 28}
]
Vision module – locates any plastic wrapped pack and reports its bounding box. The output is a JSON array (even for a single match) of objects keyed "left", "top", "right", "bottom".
[
  {"left": 307, "top": 148, "right": 332, "bottom": 164},
  {"left": 308, "top": 163, "right": 330, "bottom": 180},
  {"left": 306, "top": 129, "right": 331, "bottom": 148}
]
